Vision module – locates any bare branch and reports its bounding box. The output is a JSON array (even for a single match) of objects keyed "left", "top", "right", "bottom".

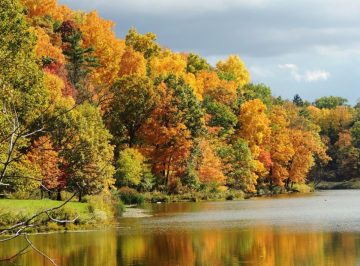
[{"left": 25, "top": 234, "right": 57, "bottom": 266}]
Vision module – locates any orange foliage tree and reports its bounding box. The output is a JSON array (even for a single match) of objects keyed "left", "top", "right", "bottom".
[{"left": 198, "top": 140, "right": 226, "bottom": 187}]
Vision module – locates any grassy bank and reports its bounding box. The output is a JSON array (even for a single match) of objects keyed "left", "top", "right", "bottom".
[{"left": 0, "top": 195, "right": 123, "bottom": 233}]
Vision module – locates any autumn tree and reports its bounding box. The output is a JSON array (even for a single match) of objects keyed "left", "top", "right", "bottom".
[
  {"left": 142, "top": 83, "right": 192, "bottom": 189},
  {"left": 125, "top": 28, "right": 161, "bottom": 59},
  {"left": 335, "top": 131, "right": 359, "bottom": 180},
  {"left": 79, "top": 11, "right": 125, "bottom": 102},
  {"left": 0, "top": 0, "right": 49, "bottom": 194},
  {"left": 150, "top": 50, "right": 187, "bottom": 78},
  {"left": 216, "top": 55, "right": 250, "bottom": 88},
  {"left": 106, "top": 75, "right": 158, "bottom": 151},
  {"left": 198, "top": 140, "right": 225, "bottom": 187},
  {"left": 238, "top": 99, "right": 271, "bottom": 191},
  {"left": 24, "top": 136, "right": 62, "bottom": 197},
  {"left": 48, "top": 102, "right": 115, "bottom": 201},
  {"left": 269, "top": 106, "right": 294, "bottom": 186},
  {"left": 118, "top": 46, "right": 147, "bottom": 77}
]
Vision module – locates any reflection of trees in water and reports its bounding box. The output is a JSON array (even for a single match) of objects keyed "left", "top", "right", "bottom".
[
  {"left": 1, "top": 228, "right": 359, "bottom": 266},
  {"left": 118, "top": 228, "right": 359, "bottom": 266}
]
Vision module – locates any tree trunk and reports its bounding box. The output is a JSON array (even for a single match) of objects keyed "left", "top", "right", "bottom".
[
  {"left": 78, "top": 191, "right": 82, "bottom": 202},
  {"left": 56, "top": 190, "right": 62, "bottom": 201}
]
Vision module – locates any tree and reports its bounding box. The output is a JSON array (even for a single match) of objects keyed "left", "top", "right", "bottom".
[
  {"left": 115, "top": 148, "right": 153, "bottom": 189},
  {"left": 269, "top": 106, "right": 294, "bottom": 186},
  {"left": 0, "top": 0, "right": 47, "bottom": 121},
  {"left": 335, "top": 131, "right": 359, "bottom": 180},
  {"left": 58, "top": 20, "right": 98, "bottom": 92},
  {"left": 20, "top": 0, "right": 57, "bottom": 18},
  {"left": 218, "top": 139, "right": 257, "bottom": 192},
  {"left": 150, "top": 50, "right": 187, "bottom": 78},
  {"left": 288, "top": 129, "right": 328, "bottom": 186},
  {"left": 33, "top": 26, "right": 65, "bottom": 65},
  {"left": 106, "top": 75, "right": 158, "bottom": 150},
  {"left": 0, "top": 0, "right": 49, "bottom": 192},
  {"left": 159, "top": 75, "right": 204, "bottom": 138},
  {"left": 216, "top": 55, "right": 250, "bottom": 88},
  {"left": 351, "top": 121, "right": 360, "bottom": 149},
  {"left": 24, "top": 136, "right": 62, "bottom": 196},
  {"left": 186, "top": 53, "right": 211, "bottom": 74},
  {"left": 238, "top": 99, "right": 271, "bottom": 190},
  {"left": 125, "top": 28, "right": 161, "bottom": 59},
  {"left": 239, "top": 99, "right": 270, "bottom": 158},
  {"left": 203, "top": 98, "right": 238, "bottom": 136},
  {"left": 118, "top": 46, "right": 147, "bottom": 77},
  {"left": 198, "top": 140, "right": 225, "bottom": 187},
  {"left": 48, "top": 102, "right": 115, "bottom": 201},
  {"left": 314, "top": 96, "right": 348, "bottom": 109},
  {"left": 141, "top": 83, "right": 192, "bottom": 188},
  {"left": 293, "top": 94, "right": 304, "bottom": 107},
  {"left": 239, "top": 83, "right": 272, "bottom": 108},
  {"left": 79, "top": 11, "right": 125, "bottom": 99}
]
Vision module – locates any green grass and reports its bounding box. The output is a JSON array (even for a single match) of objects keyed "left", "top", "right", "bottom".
[
  {"left": 0, "top": 199, "right": 89, "bottom": 215},
  {"left": 0, "top": 199, "right": 92, "bottom": 230}
]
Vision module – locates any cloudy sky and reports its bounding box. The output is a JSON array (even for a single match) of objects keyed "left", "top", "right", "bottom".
[{"left": 58, "top": 0, "right": 360, "bottom": 104}]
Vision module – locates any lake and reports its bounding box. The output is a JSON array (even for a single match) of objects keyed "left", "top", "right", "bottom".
[{"left": 2, "top": 190, "right": 360, "bottom": 265}]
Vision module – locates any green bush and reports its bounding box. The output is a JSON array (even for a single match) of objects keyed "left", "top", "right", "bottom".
[
  {"left": 118, "top": 187, "right": 144, "bottom": 205},
  {"left": 143, "top": 191, "right": 170, "bottom": 203}
]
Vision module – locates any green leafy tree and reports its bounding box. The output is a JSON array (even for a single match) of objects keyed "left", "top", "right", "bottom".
[
  {"left": 293, "top": 94, "right": 304, "bottom": 107},
  {"left": 49, "top": 102, "right": 115, "bottom": 201},
  {"left": 203, "top": 98, "right": 238, "bottom": 136},
  {"left": 158, "top": 75, "right": 205, "bottom": 138},
  {"left": 107, "top": 75, "right": 158, "bottom": 151},
  {"left": 186, "top": 53, "right": 211, "bottom": 74},
  {"left": 58, "top": 20, "right": 98, "bottom": 93},
  {"left": 125, "top": 28, "right": 161, "bottom": 59},
  {"left": 218, "top": 139, "right": 256, "bottom": 190},
  {"left": 115, "top": 148, "right": 153, "bottom": 190},
  {"left": 314, "top": 96, "right": 348, "bottom": 109},
  {"left": 0, "top": 0, "right": 47, "bottom": 121},
  {"left": 238, "top": 83, "right": 272, "bottom": 108}
]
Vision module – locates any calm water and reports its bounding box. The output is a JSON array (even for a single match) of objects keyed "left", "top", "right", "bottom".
[{"left": 2, "top": 190, "right": 360, "bottom": 266}]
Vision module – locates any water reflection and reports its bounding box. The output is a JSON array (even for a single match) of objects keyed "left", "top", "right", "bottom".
[{"left": 1, "top": 191, "right": 360, "bottom": 266}]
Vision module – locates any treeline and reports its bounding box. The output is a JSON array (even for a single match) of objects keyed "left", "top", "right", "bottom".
[{"left": 0, "top": 0, "right": 358, "bottom": 202}]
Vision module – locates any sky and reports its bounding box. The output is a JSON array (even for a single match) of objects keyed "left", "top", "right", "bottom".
[{"left": 58, "top": 0, "right": 360, "bottom": 104}]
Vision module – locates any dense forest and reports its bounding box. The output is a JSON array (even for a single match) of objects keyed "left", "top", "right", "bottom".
[{"left": 1, "top": 0, "right": 360, "bottom": 204}]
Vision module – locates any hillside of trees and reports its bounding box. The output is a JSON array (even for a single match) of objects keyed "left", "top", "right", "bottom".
[{"left": 2, "top": 0, "right": 360, "bottom": 202}]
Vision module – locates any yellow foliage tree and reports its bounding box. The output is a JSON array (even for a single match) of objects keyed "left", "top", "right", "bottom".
[
  {"left": 33, "top": 26, "right": 65, "bottom": 64},
  {"left": 150, "top": 50, "right": 187, "bottom": 78},
  {"left": 21, "top": 0, "right": 56, "bottom": 18},
  {"left": 198, "top": 140, "right": 225, "bottom": 186},
  {"left": 118, "top": 46, "right": 147, "bottom": 77},
  {"left": 79, "top": 11, "right": 125, "bottom": 95},
  {"left": 269, "top": 106, "right": 295, "bottom": 186},
  {"left": 238, "top": 99, "right": 271, "bottom": 189},
  {"left": 216, "top": 55, "right": 250, "bottom": 88}
]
